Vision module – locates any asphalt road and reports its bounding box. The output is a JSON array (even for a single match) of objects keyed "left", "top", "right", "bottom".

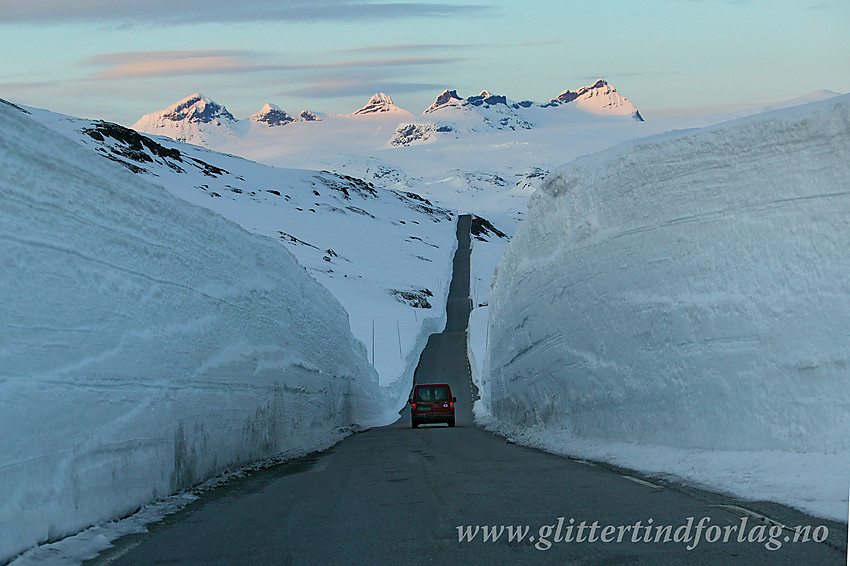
[{"left": 92, "top": 215, "right": 845, "bottom": 565}]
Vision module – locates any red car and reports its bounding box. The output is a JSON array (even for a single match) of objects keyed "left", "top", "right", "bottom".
[{"left": 410, "top": 383, "right": 456, "bottom": 428}]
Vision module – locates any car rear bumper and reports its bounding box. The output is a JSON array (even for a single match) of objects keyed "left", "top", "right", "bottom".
[{"left": 412, "top": 412, "right": 454, "bottom": 424}]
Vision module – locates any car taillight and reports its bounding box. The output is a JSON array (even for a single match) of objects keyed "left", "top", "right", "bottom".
[
  {"left": 412, "top": 403, "right": 416, "bottom": 408},
  {"left": 450, "top": 401, "right": 454, "bottom": 406}
]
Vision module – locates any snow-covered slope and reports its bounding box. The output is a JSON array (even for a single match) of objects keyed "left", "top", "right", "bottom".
[
  {"left": 481, "top": 94, "right": 850, "bottom": 520},
  {"left": 0, "top": 100, "right": 392, "bottom": 563},
  {"left": 26, "top": 105, "right": 456, "bottom": 404}
]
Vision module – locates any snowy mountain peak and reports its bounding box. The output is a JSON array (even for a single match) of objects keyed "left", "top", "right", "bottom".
[
  {"left": 132, "top": 93, "right": 240, "bottom": 146},
  {"left": 425, "top": 89, "right": 464, "bottom": 114},
  {"left": 550, "top": 79, "right": 643, "bottom": 121},
  {"left": 299, "top": 110, "right": 321, "bottom": 122},
  {"left": 555, "top": 79, "right": 609, "bottom": 104},
  {"left": 353, "top": 92, "right": 407, "bottom": 115},
  {"left": 250, "top": 103, "right": 294, "bottom": 127},
  {"left": 160, "top": 93, "right": 236, "bottom": 125}
]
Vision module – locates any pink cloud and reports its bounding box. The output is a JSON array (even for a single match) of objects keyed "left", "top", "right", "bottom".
[{"left": 82, "top": 50, "right": 462, "bottom": 80}]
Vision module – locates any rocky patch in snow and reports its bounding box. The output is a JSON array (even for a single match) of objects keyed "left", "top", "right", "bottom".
[
  {"left": 470, "top": 215, "right": 507, "bottom": 241},
  {"left": 389, "top": 288, "right": 433, "bottom": 309}
]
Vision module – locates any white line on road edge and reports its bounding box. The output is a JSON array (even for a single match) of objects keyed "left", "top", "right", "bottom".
[
  {"left": 709, "top": 504, "right": 789, "bottom": 531},
  {"left": 97, "top": 540, "right": 142, "bottom": 565},
  {"left": 621, "top": 475, "right": 663, "bottom": 489},
  {"left": 571, "top": 459, "right": 597, "bottom": 467}
]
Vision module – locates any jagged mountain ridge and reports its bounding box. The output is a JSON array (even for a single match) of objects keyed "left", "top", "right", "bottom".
[
  {"left": 132, "top": 93, "right": 323, "bottom": 145},
  {"left": 390, "top": 80, "right": 642, "bottom": 146},
  {"left": 131, "top": 80, "right": 643, "bottom": 147},
  {"left": 423, "top": 80, "right": 640, "bottom": 119}
]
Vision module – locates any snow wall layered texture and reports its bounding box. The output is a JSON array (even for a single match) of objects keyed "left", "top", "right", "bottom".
[
  {"left": 0, "top": 103, "right": 385, "bottom": 561},
  {"left": 484, "top": 95, "right": 850, "bottom": 453}
]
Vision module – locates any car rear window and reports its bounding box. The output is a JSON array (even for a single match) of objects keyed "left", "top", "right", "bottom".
[{"left": 415, "top": 385, "right": 449, "bottom": 402}]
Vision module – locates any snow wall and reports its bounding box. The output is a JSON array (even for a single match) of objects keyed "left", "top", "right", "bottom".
[
  {"left": 484, "top": 95, "right": 850, "bottom": 453},
  {"left": 0, "top": 102, "right": 389, "bottom": 562}
]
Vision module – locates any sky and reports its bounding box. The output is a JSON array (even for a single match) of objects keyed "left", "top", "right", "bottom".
[{"left": 0, "top": 0, "right": 848, "bottom": 126}]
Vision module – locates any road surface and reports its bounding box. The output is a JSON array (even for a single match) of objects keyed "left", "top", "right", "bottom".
[{"left": 92, "top": 215, "right": 845, "bottom": 565}]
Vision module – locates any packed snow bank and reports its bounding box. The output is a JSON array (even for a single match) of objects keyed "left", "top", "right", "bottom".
[
  {"left": 482, "top": 95, "right": 850, "bottom": 519},
  {"left": 0, "top": 102, "right": 390, "bottom": 563}
]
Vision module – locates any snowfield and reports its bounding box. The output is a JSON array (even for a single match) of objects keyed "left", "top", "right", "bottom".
[
  {"left": 480, "top": 94, "right": 850, "bottom": 520},
  {"left": 0, "top": 101, "right": 392, "bottom": 563},
  {"left": 22, "top": 104, "right": 458, "bottom": 409}
]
